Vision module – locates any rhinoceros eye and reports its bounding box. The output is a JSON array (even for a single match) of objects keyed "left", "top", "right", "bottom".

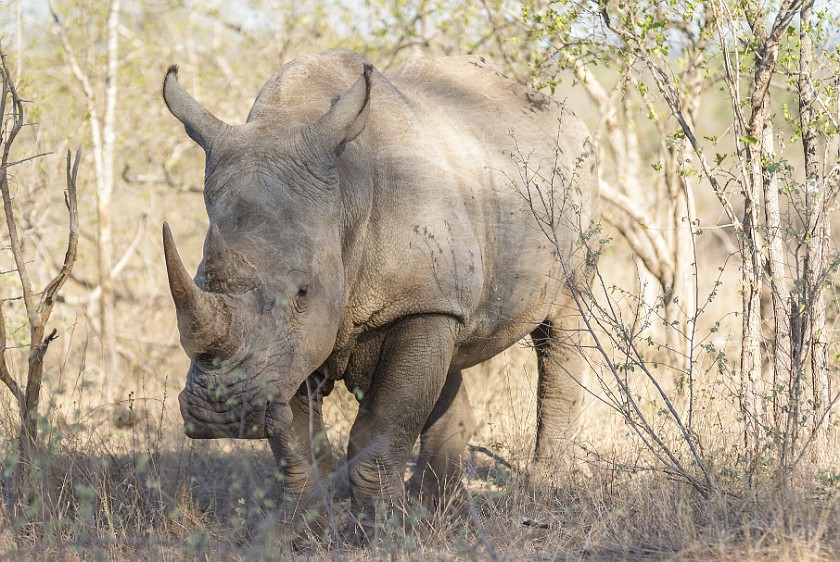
[{"left": 294, "top": 285, "right": 309, "bottom": 313}]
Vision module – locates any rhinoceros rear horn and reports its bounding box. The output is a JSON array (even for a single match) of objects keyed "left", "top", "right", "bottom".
[
  {"left": 311, "top": 63, "right": 373, "bottom": 151},
  {"left": 203, "top": 224, "right": 258, "bottom": 293},
  {"left": 162, "top": 223, "right": 241, "bottom": 359},
  {"left": 162, "top": 65, "right": 232, "bottom": 151}
]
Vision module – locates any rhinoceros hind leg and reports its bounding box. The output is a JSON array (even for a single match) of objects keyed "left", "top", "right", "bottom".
[
  {"left": 531, "top": 300, "right": 585, "bottom": 464},
  {"left": 407, "top": 369, "right": 476, "bottom": 511}
]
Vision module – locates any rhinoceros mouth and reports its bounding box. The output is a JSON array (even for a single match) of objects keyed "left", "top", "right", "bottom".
[{"left": 178, "top": 387, "right": 293, "bottom": 439}]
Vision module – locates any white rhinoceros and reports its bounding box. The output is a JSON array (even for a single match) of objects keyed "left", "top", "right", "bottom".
[{"left": 162, "top": 48, "right": 598, "bottom": 531}]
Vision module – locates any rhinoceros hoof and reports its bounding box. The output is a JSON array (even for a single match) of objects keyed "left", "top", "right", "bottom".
[{"left": 340, "top": 519, "right": 373, "bottom": 548}]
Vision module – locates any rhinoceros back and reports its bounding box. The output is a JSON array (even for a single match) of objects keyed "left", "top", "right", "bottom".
[{"left": 377, "top": 54, "right": 598, "bottom": 366}]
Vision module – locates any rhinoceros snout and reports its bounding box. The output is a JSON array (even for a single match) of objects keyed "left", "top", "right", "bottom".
[{"left": 178, "top": 387, "right": 292, "bottom": 439}]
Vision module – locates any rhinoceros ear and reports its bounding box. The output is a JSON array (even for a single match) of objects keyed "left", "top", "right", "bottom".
[
  {"left": 310, "top": 63, "right": 373, "bottom": 151},
  {"left": 163, "top": 65, "right": 232, "bottom": 151}
]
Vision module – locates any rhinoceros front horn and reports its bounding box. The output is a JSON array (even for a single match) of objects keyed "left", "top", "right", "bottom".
[
  {"left": 162, "top": 223, "right": 242, "bottom": 360},
  {"left": 162, "top": 65, "right": 232, "bottom": 151}
]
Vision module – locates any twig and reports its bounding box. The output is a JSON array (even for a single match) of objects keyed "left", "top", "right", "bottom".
[
  {"left": 2, "top": 152, "right": 53, "bottom": 168},
  {"left": 463, "top": 485, "right": 500, "bottom": 562},
  {"left": 39, "top": 149, "right": 80, "bottom": 320},
  {"left": 468, "top": 445, "right": 513, "bottom": 471},
  {"left": 0, "top": 301, "right": 24, "bottom": 411}
]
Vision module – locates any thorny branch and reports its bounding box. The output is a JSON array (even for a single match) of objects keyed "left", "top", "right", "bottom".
[{"left": 507, "top": 127, "right": 714, "bottom": 494}]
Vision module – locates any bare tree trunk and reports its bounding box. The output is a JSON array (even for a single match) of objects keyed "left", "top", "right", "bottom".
[
  {"left": 739, "top": 209, "right": 763, "bottom": 464},
  {"left": 760, "top": 120, "right": 792, "bottom": 433},
  {"left": 97, "top": 0, "right": 122, "bottom": 400},
  {"left": 797, "top": 0, "right": 832, "bottom": 459},
  {"left": 741, "top": 0, "right": 806, "bottom": 476},
  {"left": 737, "top": 0, "right": 801, "bottom": 470}
]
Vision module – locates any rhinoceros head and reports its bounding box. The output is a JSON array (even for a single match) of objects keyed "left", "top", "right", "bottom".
[{"left": 161, "top": 63, "right": 372, "bottom": 439}]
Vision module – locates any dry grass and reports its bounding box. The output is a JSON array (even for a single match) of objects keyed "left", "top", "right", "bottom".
[{"left": 0, "top": 339, "right": 838, "bottom": 561}]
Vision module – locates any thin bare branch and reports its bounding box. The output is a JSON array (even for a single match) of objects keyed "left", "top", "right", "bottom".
[
  {"left": 0, "top": 47, "right": 37, "bottom": 330},
  {"left": 39, "top": 149, "right": 80, "bottom": 323},
  {"left": 3, "top": 152, "right": 53, "bottom": 168},
  {"left": 0, "top": 300, "right": 24, "bottom": 410}
]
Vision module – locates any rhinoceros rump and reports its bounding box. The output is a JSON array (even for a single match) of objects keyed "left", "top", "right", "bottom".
[{"left": 162, "top": 49, "right": 598, "bottom": 523}]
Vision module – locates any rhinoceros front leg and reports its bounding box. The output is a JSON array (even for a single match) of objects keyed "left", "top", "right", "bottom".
[
  {"left": 531, "top": 301, "right": 586, "bottom": 463},
  {"left": 346, "top": 314, "right": 458, "bottom": 536},
  {"left": 407, "top": 369, "right": 475, "bottom": 510},
  {"left": 268, "top": 375, "right": 334, "bottom": 509}
]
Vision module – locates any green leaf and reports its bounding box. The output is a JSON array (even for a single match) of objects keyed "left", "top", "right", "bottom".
[{"left": 740, "top": 135, "right": 759, "bottom": 145}]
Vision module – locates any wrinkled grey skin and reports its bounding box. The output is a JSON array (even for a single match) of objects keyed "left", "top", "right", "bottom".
[{"left": 162, "top": 49, "right": 598, "bottom": 529}]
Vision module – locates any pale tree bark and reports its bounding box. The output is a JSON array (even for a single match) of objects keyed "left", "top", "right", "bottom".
[
  {"left": 746, "top": 0, "right": 787, "bottom": 426},
  {"left": 796, "top": 0, "right": 833, "bottom": 460},
  {"left": 740, "top": 0, "right": 801, "bottom": 461},
  {"left": 48, "top": 0, "right": 122, "bottom": 403},
  {"left": 99, "top": 0, "right": 121, "bottom": 399},
  {"left": 712, "top": 0, "right": 834, "bottom": 471},
  {"left": 710, "top": 0, "right": 801, "bottom": 461},
  {"left": 708, "top": 0, "right": 762, "bottom": 462},
  {"left": 722, "top": 1, "right": 763, "bottom": 456}
]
